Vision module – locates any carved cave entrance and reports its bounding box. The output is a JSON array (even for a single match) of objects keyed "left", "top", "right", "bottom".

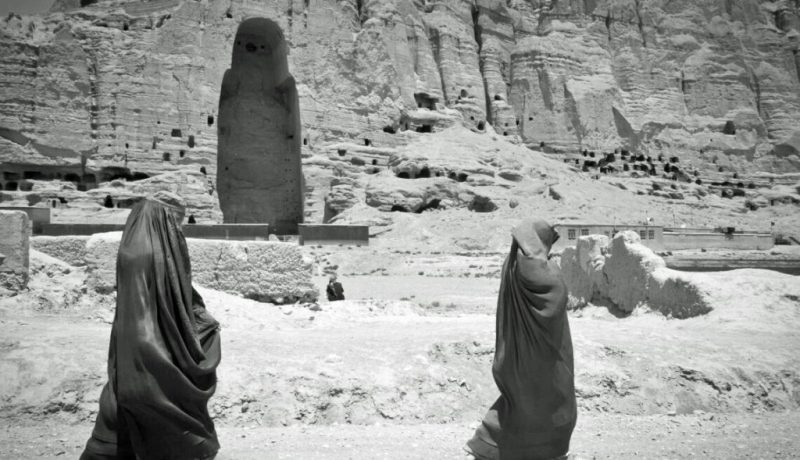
[{"left": 217, "top": 18, "right": 302, "bottom": 233}]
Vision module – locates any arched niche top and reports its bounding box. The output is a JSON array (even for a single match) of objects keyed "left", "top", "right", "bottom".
[{"left": 231, "top": 17, "right": 290, "bottom": 83}]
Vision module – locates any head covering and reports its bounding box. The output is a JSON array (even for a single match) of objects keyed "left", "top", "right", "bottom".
[
  {"left": 466, "top": 218, "right": 576, "bottom": 460},
  {"left": 150, "top": 190, "right": 187, "bottom": 219},
  {"left": 80, "top": 199, "right": 220, "bottom": 460},
  {"left": 510, "top": 218, "right": 560, "bottom": 258}
]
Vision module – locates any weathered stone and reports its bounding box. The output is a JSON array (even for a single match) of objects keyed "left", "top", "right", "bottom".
[
  {"left": 84, "top": 232, "right": 317, "bottom": 303},
  {"left": 559, "top": 234, "right": 609, "bottom": 308},
  {"left": 324, "top": 182, "right": 361, "bottom": 223},
  {"left": 31, "top": 235, "right": 90, "bottom": 266},
  {"left": 0, "top": 211, "right": 30, "bottom": 291},
  {"left": 559, "top": 231, "right": 712, "bottom": 318},
  {"left": 365, "top": 176, "right": 474, "bottom": 213}
]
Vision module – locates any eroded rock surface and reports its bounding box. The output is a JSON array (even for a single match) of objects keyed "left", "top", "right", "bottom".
[
  {"left": 80, "top": 232, "right": 317, "bottom": 303},
  {"left": 1, "top": 0, "right": 798, "bottom": 221},
  {"left": 560, "top": 230, "right": 712, "bottom": 318},
  {"left": 0, "top": 210, "right": 30, "bottom": 291}
]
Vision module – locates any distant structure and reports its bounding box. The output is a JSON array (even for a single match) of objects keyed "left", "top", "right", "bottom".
[
  {"left": 553, "top": 224, "right": 664, "bottom": 251},
  {"left": 553, "top": 224, "right": 774, "bottom": 252}
]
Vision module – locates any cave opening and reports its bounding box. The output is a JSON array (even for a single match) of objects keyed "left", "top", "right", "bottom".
[
  {"left": 416, "top": 198, "right": 441, "bottom": 213},
  {"left": 416, "top": 124, "right": 432, "bottom": 133},
  {"left": 722, "top": 120, "right": 736, "bottom": 135},
  {"left": 414, "top": 93, "right": 437, "bottom": 110},
  {"left": 469, "top": 196, "right": 497, "bottom": 212},
  {"left": 217, "top": 17, "right": 303, "bottom": 233}
]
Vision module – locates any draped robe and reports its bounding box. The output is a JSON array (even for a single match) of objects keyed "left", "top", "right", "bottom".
[
  {"left": 467, "top": 219, "right": 577, "bottom": 460},
  {"left": 81, "top": 200, "right": 222, "bottom": 460}
]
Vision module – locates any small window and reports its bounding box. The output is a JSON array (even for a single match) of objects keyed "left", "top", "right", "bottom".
[
  {"left": 639, "top": 230, "right": 646, "bottom": 240},
  {"left": 567, "top": 229, "right": 576, "bottom": 240},
  {"left": 648, "top": 230, "right": 655, "bottom": 240},
  {"left": 580, "top": 228, "right": 589, "bottom": 236}
]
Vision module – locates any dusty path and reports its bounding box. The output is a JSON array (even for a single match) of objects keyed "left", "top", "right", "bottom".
[
  {"left": 2, "top": 268, "right": 800, "bottom": 459},
  {"left": 3, "top": 412, "right": 799, "bottom": 459}
]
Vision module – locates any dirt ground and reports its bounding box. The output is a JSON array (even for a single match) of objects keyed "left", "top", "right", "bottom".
[
  {"left": 3, "top": 411, "right": 799, "bottom": 459},
  {"left": 1, "top": 251, "right": 800, "bottom": 459}
]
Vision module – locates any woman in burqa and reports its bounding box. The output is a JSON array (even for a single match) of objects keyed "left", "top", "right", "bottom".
[
  {"left": 80, "top": 192, "right": 222, "bottom": 460},
  {"left": 466, "top": 219, "right": 577, "bottom": 460}
]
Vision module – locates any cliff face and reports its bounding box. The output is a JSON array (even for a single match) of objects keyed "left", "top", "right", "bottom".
[{"left": 0, "top": 0, "right": 798, "bottom": 220}]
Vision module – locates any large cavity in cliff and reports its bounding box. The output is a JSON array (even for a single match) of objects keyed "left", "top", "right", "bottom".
[{"left": 217, "top": 18, "right": 303, "bottom": 234}]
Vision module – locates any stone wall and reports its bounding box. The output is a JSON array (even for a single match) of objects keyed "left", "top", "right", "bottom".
[
  {"left": 81, "top": 232, "right": 317, "bottom": 303},
  {"left": 0, "top": 210, "right": 30, "bottom": 291}
]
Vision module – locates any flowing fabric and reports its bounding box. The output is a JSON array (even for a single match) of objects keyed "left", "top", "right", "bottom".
[
  {"left": 81, "top": 199, "right": 222, "bottom": 460},
  {"left": 467, "top": 219, "right": 576, "bottom": 460}
]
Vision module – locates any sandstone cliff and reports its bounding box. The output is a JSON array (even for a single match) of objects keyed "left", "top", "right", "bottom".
[{"left": 0, "top": 0, "right": 799, "bottom": 224}]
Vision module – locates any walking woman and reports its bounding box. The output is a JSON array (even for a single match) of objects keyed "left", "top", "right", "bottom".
[
  {"left": 466, "top": 219, "right": 577, "bottom": 460},
  {"left": 80, "top": 192, "right": 221, "bottom": 460}
]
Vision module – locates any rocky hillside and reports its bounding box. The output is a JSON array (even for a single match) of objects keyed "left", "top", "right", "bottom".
[{"left": 0, "top": 0, "right": 799, "bottom": 225}]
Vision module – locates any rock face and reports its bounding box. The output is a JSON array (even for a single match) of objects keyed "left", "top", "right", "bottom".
[
  {"left": 78, "top": 232, "right": 317, "bottom": 303},
  {"left": 559, "top": 230, "right": 712, "bottom": 318},
  {"left": 0, "top": 210, "right": 30, "bottom": 291},
  {"left": 0, "top": 0, "right": 798, "bottom": 222}
]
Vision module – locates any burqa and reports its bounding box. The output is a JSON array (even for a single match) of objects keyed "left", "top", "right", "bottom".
[
  {"left": 80, "top": 199, "right": 222, "bottom": 460},
  {"left": 466, "top": 219, "right": 576, "bottom": 460}
]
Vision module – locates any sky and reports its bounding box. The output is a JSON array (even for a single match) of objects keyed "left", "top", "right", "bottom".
[{"left": 0, "top": 0, "right": 56, "bottom": 16}]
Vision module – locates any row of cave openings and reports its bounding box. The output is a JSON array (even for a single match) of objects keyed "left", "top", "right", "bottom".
[
  {"left": 567, "top": 140, "right": 764, "bottom": 198},
  {"left": 333, "top": 148, "right": 470, "bottom": 182},
  {"left": 0, "top": 167, "right": 150, "bottom": 192}
]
